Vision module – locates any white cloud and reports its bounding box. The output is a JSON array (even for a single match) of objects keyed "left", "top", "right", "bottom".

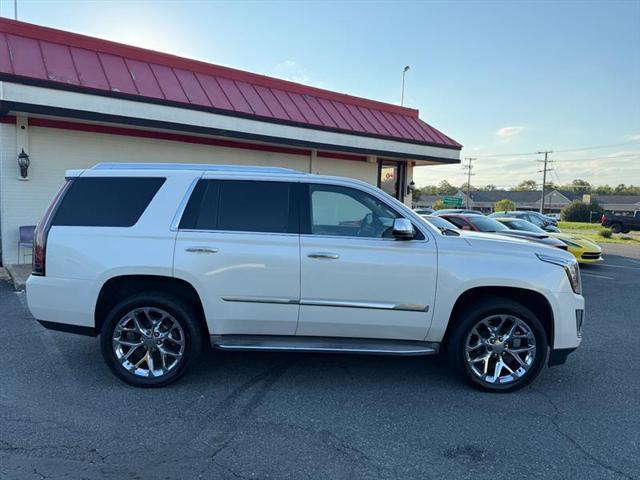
[
  {"left": 273, "top": 60, "right": 311, "bottom": 85},
  {"left": 625, "top": 133, "right": 640, "bottom": 141},
  {"left": 496, "top": 126, "right": 524, "bottom": 139}
]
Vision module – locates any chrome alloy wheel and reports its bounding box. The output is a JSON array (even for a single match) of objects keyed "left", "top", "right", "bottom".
[
  {"left": 112, "top": 307, "right": 185, "bottom": 378},
  {"left": 465, "top": 314, "right": 536, "bottom": 385}
]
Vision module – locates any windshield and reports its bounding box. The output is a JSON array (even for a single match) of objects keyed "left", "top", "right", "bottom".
[
  {"left": 499, "top": 219, "right": 546, "bottom": 233},
  {"left": 466, "top": 216, "right": 510, "bottom": 232},
  {"left": 423, "top": 216, "right": 459, "bottom": 230}
]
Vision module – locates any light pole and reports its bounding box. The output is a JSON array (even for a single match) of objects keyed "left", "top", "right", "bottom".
[{"left": 400, "top": 65, "right": 410, "bottom": 106}]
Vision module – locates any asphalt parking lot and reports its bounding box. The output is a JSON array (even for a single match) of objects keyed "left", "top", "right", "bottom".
[{"left": 1, "top": 244, "right": 639, "bottom": 480}]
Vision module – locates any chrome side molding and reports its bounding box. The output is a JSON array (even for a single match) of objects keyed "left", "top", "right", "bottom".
[
  {"left": 221, "top": 296, "right": 428, "bottom": 312},
  {"left": 301, "top": 299, "right": 429, "bottom": 312},
  {"left": 221, "top": 296, "right": 298, "bottom": 305}
]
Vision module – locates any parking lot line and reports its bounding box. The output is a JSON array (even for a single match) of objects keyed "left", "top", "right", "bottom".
[{"left": 581, "top": 273, "right": 614, "bottom": 280}]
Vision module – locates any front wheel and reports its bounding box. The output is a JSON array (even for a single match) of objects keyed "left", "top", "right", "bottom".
[
  {"left": 610, "top": 223, "right": 622, "bottom": 234},
  {"left": 100, "top": 292, "right": 203, "bottom": 387},
  {"left": 448, "top": 298, "right": 548, "bottom": 392}
]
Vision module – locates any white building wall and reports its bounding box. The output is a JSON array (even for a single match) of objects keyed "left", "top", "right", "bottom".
[{"left": 0, "top": 125, "right": 379, "bottom": 265}]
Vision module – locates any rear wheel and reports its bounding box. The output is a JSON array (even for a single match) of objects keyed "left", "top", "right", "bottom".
[
  {"left": 448, "top": 298, "right": 548, "bottom": 392},
  {"left": 100, "top": 292, "right": 203, "bottom": 387},
  {"left": 610, "top": 223, "right": 622, "bottom": 234}
]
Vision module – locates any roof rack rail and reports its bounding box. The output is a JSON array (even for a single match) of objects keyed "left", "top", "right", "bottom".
[{"left": 92, "top": 163, "right": 304, "bottom": 174}]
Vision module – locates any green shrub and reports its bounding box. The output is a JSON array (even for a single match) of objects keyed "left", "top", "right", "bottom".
[
  {"left": 432, "top": 199, "right": 445, "bottom": 211},
  {"left": 561, "top": 201, "right": 590, "bottom": 222},
  {"left": 494, "top": 199, "right": 516, "bottom": 212},
  {"left": 599, "top": 228, "right": 612, "bottom": 238}
]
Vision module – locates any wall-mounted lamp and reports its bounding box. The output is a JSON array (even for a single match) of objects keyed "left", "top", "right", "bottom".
[
  {"left": 407, "top": 180, "right": 416, "bottom": 195},
  {"left": 18, "top": 149, "right": 30, "bottom": 179}
]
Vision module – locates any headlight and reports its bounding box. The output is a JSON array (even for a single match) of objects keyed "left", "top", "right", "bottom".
[{"left": 536, "top": 253, "right": 582, "bottom": 294}]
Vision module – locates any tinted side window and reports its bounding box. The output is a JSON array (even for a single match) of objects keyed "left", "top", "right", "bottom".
[
  {"left": 179, "top": 180, "right": 220, "bottom": 230},
  {"left": 52, "top": 177, "right": 165, "bottom": 227},
  {"left": 219, "top": 181, "right": 292, "bottom": 233},
  {"left": 180, "top": 180, "right": 294, "bottom": 234}
]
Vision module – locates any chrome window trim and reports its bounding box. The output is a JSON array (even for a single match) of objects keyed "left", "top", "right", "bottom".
[
  {"left": 300, "top": 233, "right": 427, "bottom": 243},
  {"left": 170, "top": 176, "right": 201, "bottom": 232},
  {"left": 178, "top": 229, "right": 299, "bottom": 237}
]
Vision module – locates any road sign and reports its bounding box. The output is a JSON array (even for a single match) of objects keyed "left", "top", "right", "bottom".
[{"left": 442, "top": 196, "right": 463, "bottom": 207}]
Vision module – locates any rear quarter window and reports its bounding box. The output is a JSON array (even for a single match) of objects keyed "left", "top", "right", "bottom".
[{"left": 52, "top": 177, "right": 165, "bottom": 227}]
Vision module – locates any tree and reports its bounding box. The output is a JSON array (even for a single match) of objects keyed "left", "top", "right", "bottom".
[
  {"left": 437, "top": 180, "right": 458, "bottom": 195},
  {"left": 481, "top": 184, "right": 497, "bottom": 191},
  {"left": 561, "top": 201, "right": 590, "bottom": 222},
  {"left": 459, "top": 182, "right": 471, "bottom": 192},
  {"left": 570, "top": 179, "right": 592, "bottom": 195},
  {"left": 494, "top": 199, "right": 516, "bottom": 212},
  {"left": 594, "top": 184, "right": 613, "bottom": 195},
  {"left": 432, "top": 199, "right": 446, "bottom": 211},
  {"left": 513, "top": 180, "right": 538, "bottom": 191}
]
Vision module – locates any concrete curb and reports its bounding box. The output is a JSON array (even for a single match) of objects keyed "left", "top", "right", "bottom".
[{"left": 4, "top": 264, "right": 30, "bottom": 291}]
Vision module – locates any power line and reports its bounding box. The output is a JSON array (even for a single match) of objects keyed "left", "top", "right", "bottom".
[
  {"left": 462, "top": 157, "right": 475, "bottom": 208},
  {"left": 537, "top": 151, "right": 553, "bottom": 214},
  {"left": 470, "top": 140, "right": 640, "bottom": 159}
]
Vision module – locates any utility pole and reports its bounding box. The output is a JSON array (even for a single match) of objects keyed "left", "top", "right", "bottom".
[
  {"left": 462, "top": 157, "right": 475, "bottom": 208},
  {"left": 14, "top": 0, "right": 18, "bottom": 20},
  {"left": 537, "top": 150, "right": 553, "bottom": 214},
  {"left": 400, "top": 65, "right": 410, "bottom": 106}
]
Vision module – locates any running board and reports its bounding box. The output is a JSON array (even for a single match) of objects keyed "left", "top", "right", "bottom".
[{"left": 210, "top": 335, "right": 438, "bottom": 356}]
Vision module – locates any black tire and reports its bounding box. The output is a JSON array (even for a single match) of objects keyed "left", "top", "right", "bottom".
[
  {"left": 610, "top": 223, "right": 622, "bottom": 234},
  {"left": 447, "top": 297, "right": 548, "bottom": 393},
  {"left": 100, "top": 292, "right": 203, "bottom": 387},
  {"left": 622, "top": 230, "right": 630, "bottom": 234}
]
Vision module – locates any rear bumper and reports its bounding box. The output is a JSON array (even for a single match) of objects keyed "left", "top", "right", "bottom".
[{"left": 26, "top": 275, "right": 96, "bottom": 330}]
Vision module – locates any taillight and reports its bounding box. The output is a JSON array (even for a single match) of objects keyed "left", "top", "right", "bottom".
[
  {"left": 32, "top": 179, "right": 73, "bottom": 276},
  {"left": 600, "top": 215, "right": 605, "bottom": 224}
]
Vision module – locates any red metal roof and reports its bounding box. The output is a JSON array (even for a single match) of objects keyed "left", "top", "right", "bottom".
[{"left": 0, "top": 18, "right": 461, "bottom": 150}]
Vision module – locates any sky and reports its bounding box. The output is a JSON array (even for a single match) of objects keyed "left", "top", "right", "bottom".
[{"left": 1, "top": 0, "right": 638, "bottom": 189}]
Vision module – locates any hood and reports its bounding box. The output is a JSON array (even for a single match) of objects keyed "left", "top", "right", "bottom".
[
  {"left": 453, "top": 230, "right": 575, "bottom": 261},
  {"left": 548, "top": 232, "right": 602, "bottom": 250},
  {"left": 497, "top": 229, "right": 548, "bottom": 239}
]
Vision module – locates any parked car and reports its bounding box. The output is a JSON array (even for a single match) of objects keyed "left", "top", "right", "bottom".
[
  {"left": 420, "top": 215, "right": 460, "bottom": 235},
  {"left": 432, "top": 208, "right": 483, "bottom": 216},
  {"left": 546, "top": 213, "right": 561, "bottom": 221},
  {"left": 413, "top": 207, "right": 434, "bottom": 215},
  {"left": 439, "top": 214, "right": 568, "bottom": 250},
  {"left": 494, "top": 218, "right": 602, "bottom": 264},
  {"left": 26, "top": 163, "right": 583, "bottom": 392},
  {"left": 490, "top": 211, "right": 560, "bottom": 232},
  {"left": 601, "top": 211, "right": 640, "bottom": 233}
]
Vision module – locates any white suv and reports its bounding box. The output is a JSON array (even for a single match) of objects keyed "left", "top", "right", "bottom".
[{"left": 26, "top": 163, "right": 584, "bottom": 392}]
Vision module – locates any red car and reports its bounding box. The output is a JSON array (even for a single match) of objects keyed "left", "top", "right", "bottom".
[{"left": 439, "top": 214, "right": 568, "bottom": 250}]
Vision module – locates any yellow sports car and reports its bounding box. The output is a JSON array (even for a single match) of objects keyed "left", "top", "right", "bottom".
[{"left": 495, "top": 218, "right": 603, "bottom": 263}]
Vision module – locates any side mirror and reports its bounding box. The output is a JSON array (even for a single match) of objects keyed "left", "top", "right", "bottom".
[{"left": 392, "top": 218, "right": 415, "bottom": 240}]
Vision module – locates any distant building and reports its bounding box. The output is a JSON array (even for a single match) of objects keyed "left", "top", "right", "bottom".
[{"left": 416, "top": 189, "right": 640, "bottom": 214}]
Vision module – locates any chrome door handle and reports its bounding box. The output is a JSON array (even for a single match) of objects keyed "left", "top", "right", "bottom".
[
  {"left": 185, "top": 247, "right": 219, "bottom": 254},
  {"left": 307, "top": 252, "right": 340, "bottom": 260}
]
